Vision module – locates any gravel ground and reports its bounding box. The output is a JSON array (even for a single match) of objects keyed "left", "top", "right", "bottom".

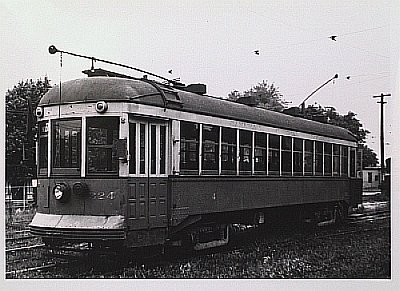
[{"left": 98, "top": 214, "right": 390, "bottom": 279}]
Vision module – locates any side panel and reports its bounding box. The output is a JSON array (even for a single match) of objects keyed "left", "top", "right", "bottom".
[
  {"left": 169, "top": 176, "right": 353, "bottom": 226},
  {"left": 349, "top": 178, "right": 363, "bottom": 207},
  {"left": 36, "top": 178, "right": 51, "bottom": 214},
  {"left": 126, "top": 177, "right": 168, "bottom": 247},
  {"left": 128, "top": 178, "right": 148, "bottom": 230},
  {"left": 127, "top": 177, "right": 168, "bottom": 230},
  {"left": 149, "top": 178, "right": 168, "bottom": 228},
  {"left": 36, "top": 178, "right": 125, "bottom": 216}
]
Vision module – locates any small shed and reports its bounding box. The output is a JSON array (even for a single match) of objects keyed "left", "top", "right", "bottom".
[{"left": 362, "top": 167, "right": 381, "bottom": 191}]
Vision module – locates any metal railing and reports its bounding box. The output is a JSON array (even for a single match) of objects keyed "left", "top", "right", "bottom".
[{"left": 5, "top": 185, "right": 37, "bottom": 225}]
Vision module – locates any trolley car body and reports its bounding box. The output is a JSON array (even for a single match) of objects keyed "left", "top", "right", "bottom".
[{"left": 29, "top": 75, "right": 362, "bottom": 250}]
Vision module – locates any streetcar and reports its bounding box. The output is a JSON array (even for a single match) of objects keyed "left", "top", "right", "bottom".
[{"left": 29, "top": 47, "right": 362, "bottom": 252}]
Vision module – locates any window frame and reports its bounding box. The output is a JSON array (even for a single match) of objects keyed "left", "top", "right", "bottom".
[
  {"left": 201, "top": 124, "right": 220, "bottom": 175},
  {"left": 239, "top": 129, "right": 253, "bottom": 175},
  {"left": 254, "top": 132, "right": 267, "bottom": 175},
  {"left": 304, "top": 139, "right": 314, "bottom": 175},
  {"left": 281, "top": 136, "right": 292, "bottom": 175},
  {"left": 268, "top": 134, "right": 280, "bottom": 176},
  {"left": 180, "top": 121, "right": 200, "bottom": 175},
  {"left": 38, "top": 121, "right": 49, "bottom": 176},
  {"left": 221, "top": 127, "right": 237, "bottom": 175},
  {"left": 293, "top": 138, "right": 303, "bottom": 176},
  {"left": 86, "top": 116, "right": 120, "bottom": 175},
  {"left": 51, "top": 118, "right": 82, "bottom": 175}
]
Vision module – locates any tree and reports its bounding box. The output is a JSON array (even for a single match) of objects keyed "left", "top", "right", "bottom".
[
  {"left": 228, "top": 80, "right": 288, "bottom": 112},
  {"left": 6, "top": 78, "right": 51, "bottom": 185},
  {"left": 359, "top": 144, "right": 378, "bottom": 168},
  {"left": 324, "top": 108, "right": 370, "bottom": 143},
  {"left": 303, "top": 105, "right": 378, "bottom": 167}
]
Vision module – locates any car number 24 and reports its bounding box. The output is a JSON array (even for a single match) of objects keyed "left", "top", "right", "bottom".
[{"left": 89, "top": 191, "right": 116, "bottom": 200}]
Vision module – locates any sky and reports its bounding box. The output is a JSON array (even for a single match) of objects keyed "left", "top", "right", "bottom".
[{"left": 1, "top": 0, "right": 399, "bottom": 163}]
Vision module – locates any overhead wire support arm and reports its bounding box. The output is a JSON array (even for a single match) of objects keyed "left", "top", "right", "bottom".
[
  {"left": 299, "top": 74, "right": 338, "bottom": 112},
  {"left": 48, "top": 45, "right": 180, "bottom": 85}
]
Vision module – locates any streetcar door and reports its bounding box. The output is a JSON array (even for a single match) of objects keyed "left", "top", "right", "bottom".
[
  {"left": 148, "top": 122, "right": 168, "bottom": 228},
  {"left": 127, "top": 120, "right": 168, "bottom": 230}
]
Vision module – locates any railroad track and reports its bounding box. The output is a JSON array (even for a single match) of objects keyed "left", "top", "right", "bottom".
[
  {"left": 348, "top": 211, "right": 390, "bottom": 225},
  {"left": 5, "top": 242, "right": 123, "bottom": 278},
  {"left": 6, "top": 230, "right": 36, "bottom": 242},
  {"left": 5, "top": 243, "right": 56, "bottom": 278}
]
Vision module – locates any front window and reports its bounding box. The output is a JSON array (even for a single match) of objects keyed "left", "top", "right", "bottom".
[
  {"left": 52, "top": 119, "right": 81, "bottom": 174},
  {"left": 87, "top": 117, "right": 119, "bottom": 174},
  {"left": 38, "top": 121, "right": 49, "bottom": 175}
]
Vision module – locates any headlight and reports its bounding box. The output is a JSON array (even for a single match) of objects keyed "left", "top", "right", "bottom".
[
  {"left": 53, "top": 183, "right": 70, "bottom": 202},
  {"left": 36, "top": 106, "right": 44, "bottom": 118},
  {"left": 95, "top": 101, "right": 108, "bottom": 113}
]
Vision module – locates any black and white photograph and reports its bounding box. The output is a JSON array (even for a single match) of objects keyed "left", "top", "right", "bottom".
[{"left": 1, "top": 0, "right": 398, "bottom": 290}]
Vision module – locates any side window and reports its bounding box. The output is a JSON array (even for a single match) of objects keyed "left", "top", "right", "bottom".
[
  {"left": 221, "top": 127, "right": 237, "bottom": 175},
  {"left": 324, "top": 143, "right": 332, "bottom": 176},
  {"left": 304, "top": 140, "right": 314, "bottom": 175},
  {"left": 268, "top": 134, "right": 280, "bottom": 175},
  {"left": 180, "top": 121, "right": 199, "bottom": 175},
  {"left": 254, "top": 132, "right": 267, "bottom": 174},
  {"left": 341, "top": 146, "right": 348, "bottom": 177},
  {"left": 281, "top": 136, "right": 292, "bottom": 175},
  {"left": 239, "top": 130, "right": 252, "bottom": 174},
  {"left": 129, "top": 123, "right": 136, "bottom": 174},
  {"left": 350, "top": 148, "right": 356, "bottom": 177},
  {"left": 160, "top": 125, "right": 167, "bottom": 175},
  {"left": 333, "top": 144, "right": 340, "bottom": 176},
  {"left": 202, "top": 124, "right": 219, "bottom": 175},
  {"left": 52, "top": 119, "right": 81, "bottom": 174},
  {"left": 368, "top": 172, "right": 373, "bottom": 183},
  {"left": 139, "top": 123, "right": 146, "bottom": 174},
  {"left": 293, "top": 138, "right": 303, "bottom": 175},
  {"left": 150, "top": 125, "right": 157, "bottom": 174},
  {"left": 87, "top": 117, "right": 119, "bottom": 174},
  {"left": 315, "top": 141, "right": 323, "bottom": 175}
]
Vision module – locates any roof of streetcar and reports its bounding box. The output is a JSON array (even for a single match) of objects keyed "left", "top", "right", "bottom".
[{"left": 39, "top": 77, "right": 357, "bottom": 142}]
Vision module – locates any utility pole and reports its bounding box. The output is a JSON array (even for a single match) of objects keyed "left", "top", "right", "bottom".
[{"left": 373, "top": 93, "right": 391, "bottom": 185}]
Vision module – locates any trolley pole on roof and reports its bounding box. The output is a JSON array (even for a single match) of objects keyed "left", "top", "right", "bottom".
[
  {"left": 373, "top": 93, "right": 391, "bottom": 186},
  {"left": 299, "top": 74, "right": 338, "bottom": 113}
]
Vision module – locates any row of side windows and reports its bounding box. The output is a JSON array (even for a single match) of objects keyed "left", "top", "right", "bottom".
[{"left": 179, "top": 121, "right": 357, "bottom": 177}]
